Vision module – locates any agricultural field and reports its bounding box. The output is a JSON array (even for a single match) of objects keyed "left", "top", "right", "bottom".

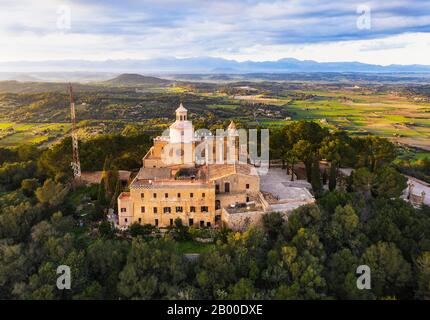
[
  {"left": 0, "top": 122, "right": 70, "bottom": 147},
  {"left": 207, "top": 104, "right": 238, "bottom": 110},
  {"left": 0, "top": 77, "right": 429, "bottom": 159},
  {"left": 216, "top": 88, "right": 430, "bottom": 152}
]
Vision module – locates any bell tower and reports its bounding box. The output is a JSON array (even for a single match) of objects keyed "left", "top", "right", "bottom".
[
  {"left": 169, "top": 103, "right": 194, "bottom": 144},
  {"left": 176, "top": 103, "right": 187, "bottom": 121}
]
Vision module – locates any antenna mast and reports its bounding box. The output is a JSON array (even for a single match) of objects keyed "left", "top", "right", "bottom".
[{"left": 69, "top": 83, "right": 81, "bottom": 179}]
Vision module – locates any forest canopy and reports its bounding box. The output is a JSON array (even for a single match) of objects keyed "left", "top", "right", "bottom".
[{"left": 0, "top": 120, "right": 429, "bottom": 300}]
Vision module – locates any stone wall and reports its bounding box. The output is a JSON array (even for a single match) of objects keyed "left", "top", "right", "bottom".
[{"left": 222, "top": 208, "right": 267, "bottom": 231}]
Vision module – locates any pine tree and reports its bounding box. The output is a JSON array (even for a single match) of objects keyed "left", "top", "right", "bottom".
[{"left": 284, "top": 150, "right": 298, "bottom": 182}]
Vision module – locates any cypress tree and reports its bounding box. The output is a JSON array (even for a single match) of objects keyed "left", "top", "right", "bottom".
[
  {"left": 110, "top": 178, "right": 121, "bottom": 209},
  {"left": 305, "top": 159, "right": 313, "bottom": 183},
  {"left": 105, "top": 167, "right": 119, "bottom": 204},
  {"left": 311, "top": 157, "right": 322, "bottom": 195},
  {"left": 322, "top": 169, "right": 328, "bottom": 185},
  {"left": 346, "top": 171, "right": 354, "bottom": 193},
  {"left": 329, "top": 162, "right": 337, "bottom": 191},
  {"left": 102, "top": 156, "right": 111, "bottom": 193},
  {"left": 98, "top": 177, "right": 107, "bottom": 205}
]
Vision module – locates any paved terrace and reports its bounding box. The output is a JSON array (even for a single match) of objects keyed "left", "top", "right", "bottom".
[
  {"left": 258, "top": 167, "right": 315, "bottom": 212},
  {"left": 402, "top": 176, "right": 430, "bottom": 206}
]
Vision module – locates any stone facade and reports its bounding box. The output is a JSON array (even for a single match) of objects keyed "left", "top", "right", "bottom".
[
  {"left": 117, "top": 104, "right": 261, "bottom": 229},
  {"left": 119, "top": 182, "right": 216, "bottom": 228}
]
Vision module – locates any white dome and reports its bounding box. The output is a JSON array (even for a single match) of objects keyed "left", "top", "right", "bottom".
[
  {"left": 175, "top": 103, "right": 188, "bottom": 121},
  {"left": 176, "top": 103, "right": 187, "bottom": 113},
  {"left": 169, "top": 103, "right": 194, "bottom": 143},
  {"left": 170, "top": 120, "right": 192, "bottom": 130}
]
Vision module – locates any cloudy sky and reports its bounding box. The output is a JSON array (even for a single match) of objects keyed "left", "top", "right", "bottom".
[{"left": 0, "top": 0, "right": 430, "bottom": 65}]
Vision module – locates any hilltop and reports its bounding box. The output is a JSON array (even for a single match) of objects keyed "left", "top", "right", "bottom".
[{"left": 103, "top": 73, "right": 171, "bottom": 86}]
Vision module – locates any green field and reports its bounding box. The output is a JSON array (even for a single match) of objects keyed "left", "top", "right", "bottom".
[
  {"left": 207, "top": 104, "right": 238, "bottom": 110},
  {"left": 0, "top": 122, "right": 14, "bottom": 129},
  {"left": 257, "top": 118, "right": 291, "bottom": 126},
  {"left": 277, "top": 94, "right": 430, "bottom": 150},
  {"left": 199, "top": 88, "right": 430, "bottom": 158},
  {"left": 0, "top": 122, "right": 70, "bottom": 147},
  {"left": 396, "top": 149, "right": 430, "bottom": 163},
  {"left": 1, "top": 83, "right": 430, "bottom": 158},
  {"left": 176, "top": 240, "right": 215, "bottom": 254}
]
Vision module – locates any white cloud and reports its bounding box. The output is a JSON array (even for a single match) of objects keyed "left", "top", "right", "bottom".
[
  {"left": 0, "top": 0, "right": 429, "bottom": 65},
  {"left": 217, "top": 32, "right": 430, "bottom": 65}
]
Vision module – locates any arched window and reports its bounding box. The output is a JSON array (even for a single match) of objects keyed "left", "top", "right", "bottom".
[{"left": 224, "top": 182, "right": 230, "bottom": 193}]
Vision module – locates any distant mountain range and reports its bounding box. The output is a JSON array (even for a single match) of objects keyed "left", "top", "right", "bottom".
[{"left": 1, "top": 57, "right": 430, "bottom": 74}]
